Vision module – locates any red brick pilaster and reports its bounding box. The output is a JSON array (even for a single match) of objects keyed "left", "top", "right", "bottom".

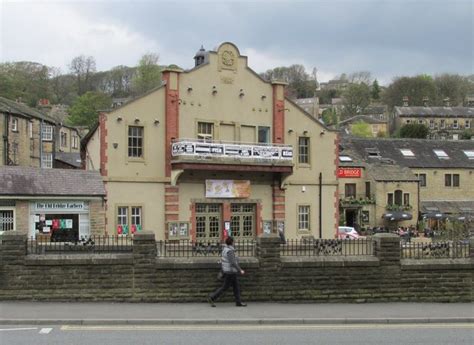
[
  {"left": 256, "top": 202, "right": 263, "bottom": 236},
  {"left": 272, "top": 181, "right": 286, "bottom": 226},
  {"left": 222, "top": 202, "right": 231, "bottom": 240},
  {"left": 165, "top": 184, "right": 179, "bottom": 239},
  {"left": 189, "top": 203, "right": 196, "bottom": 242},
  {"left": 99, "top": 112, "right": 108, "bottom": 177},
  {"left": 272, "top": 81, "right": 287, "bottom": 144},
  {"left": 162, "top": 69, "right": 181, "bottom": 178}
]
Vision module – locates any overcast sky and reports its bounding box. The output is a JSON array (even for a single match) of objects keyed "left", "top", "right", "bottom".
[{"left": 0, "top": 0, "right": 472, "bottom": 85}]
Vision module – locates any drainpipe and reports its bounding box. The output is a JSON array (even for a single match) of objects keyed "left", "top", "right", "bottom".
[
  {"left": 3, "top": 109, "right": 10, "bottom": 165},
  {"left": 40, "top": 119, "right": 44, "bottom": 168},
  {"left": 319, "top": 172, "right": 322, "bottom": 239}
]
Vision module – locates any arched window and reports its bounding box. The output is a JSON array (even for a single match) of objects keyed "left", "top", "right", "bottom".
[{"left": 394, "top": 190, "right": 403, "bottom": 206}]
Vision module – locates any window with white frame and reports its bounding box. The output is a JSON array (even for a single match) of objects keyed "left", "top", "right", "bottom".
[
  {"left": 117, "top": 206, "right": 142, "bottom": 234},
  {"left": 466, "top": 120, "right": 470, "bottom": 129},
  {"left": 298, "top": 205, "right": 310, "bottom": 231},
  {"left": 41, "top": 153, "right": 53, "bottom": 169},
  {"left": 298, "top": 137, "right": 310, "bottom": 164},
  {"left": 440, "top": 119, "right": 445, "bottom": 129},
  {"left": 0, "top": 208, "right": 15, "bottom": 231},
  {"left": 197, "top": 122, "right": 214, "bottom": 141},
  {"left": 72, "top": 135, "right": 79, "bottom": 149},
  {"left": 42, "top": 124, "right": 53, "bottom": 141},
  {"left": 131, "top": 206, "right": 142, "bottom": 227},
  {"left": 463, "top": 150, "right": 474, "bottom": 159},
  {"left": 60, "top": 132, "right": 67, "bottom": 147},
  {"left": 453, "top": 120, "right": 458, "bottom": 129},
  {"left": 11, "top": 118, "right": 18, "bottom": 132},
  {"left": 434, "top": 149, "right": 449, "bottom": 159},
  {"left": 128, "top": 126, "right": 144, "bottom": 158},
  {"left": 117, "top": 206, "right": 128, "bottom": 227},
  {"left": 429, "top": 119, "right": 435, "bottom": 129}
]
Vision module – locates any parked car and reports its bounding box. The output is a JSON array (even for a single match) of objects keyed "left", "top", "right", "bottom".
[{"left": 337, "top": 226, "right": 361, "bottom": 239}]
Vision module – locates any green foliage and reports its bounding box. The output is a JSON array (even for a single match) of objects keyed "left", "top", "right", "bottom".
[
  {"left": 260, "top": 64, "right": 317, "bottom": 99},
  {"left": 371, "top": 79, "right": 381, "bottom": 100},
  {"left": 317, "top": 88, "right": 340, "bottom": 104},
  {"left": 132, "top": 53, "right": 162, "bottom": 95},
  {"left": 383, "top": 75, "right": 437, "bottom": 109},
  {"left": 376, "top": 130, "right": 387, "bottom": 138},
  {"left": 351, "top": 120, "right": 373, "bottom": 138},
  {"left": 460, "top": 130, "right": 474, "bottom": 140},
  {"left": 399, "top": 123, "right": 429, "bottom": 139},
  {"left": 67, "top": 91, "right": 111, "bottom": 129},
  {"left": 321, "top": 108, "right": 338, "bottom": 126},
  {"left": 341, "top": 83, "right": 371, "bottom": 118}
]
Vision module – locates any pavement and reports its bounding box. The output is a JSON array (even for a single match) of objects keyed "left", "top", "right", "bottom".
[{"left": 1, "top": 302, "right": 473, "bottom": 325}]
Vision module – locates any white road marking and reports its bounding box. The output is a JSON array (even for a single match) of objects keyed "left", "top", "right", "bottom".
[
  {"left": 39, "top": 327, "right": 53, "bottom": 334},
  {"left": 61, "top": 323, "right": 474, "bottom": 332},
  {"left": 0, "top": 327, "right": 38, "bottom": 332}
]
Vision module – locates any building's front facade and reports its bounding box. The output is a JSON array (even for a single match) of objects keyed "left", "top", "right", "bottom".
[
  {"left": 339, "top": 115, "right": 388, "bottom": 137},
  {"left": 339, "top": 137, "right": 474, "bottom": 229},
  {"left": 393, "top": 99, "right": 474, "bottom": 140},
  {"left": 0, "top": 96, "right": 81, "bottom": 169},
  {"left": 85, "top": 42, "right": 339, "bottom": 241}
]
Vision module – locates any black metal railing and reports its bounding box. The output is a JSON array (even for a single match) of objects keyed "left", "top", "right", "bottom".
[
  {"left": 28, "top": 235, "right": 133, "bottom": 254},
  {"left": 400, "top": 240, "right": 470, "bottom": 259},
  {"left": 156, "top": 239, "right": 256, "bottom": 258},
  {"left": 280, "top": 238, "right": 374, "bottom": 256}
]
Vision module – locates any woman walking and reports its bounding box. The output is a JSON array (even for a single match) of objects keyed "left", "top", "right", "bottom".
[{"left": 208, "top": 236, "right": 247, "bottom": 307}]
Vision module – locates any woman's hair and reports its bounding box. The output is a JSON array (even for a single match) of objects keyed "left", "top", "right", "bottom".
[{"left": 225, "top": 236, "right": 234, "bottom": 246}]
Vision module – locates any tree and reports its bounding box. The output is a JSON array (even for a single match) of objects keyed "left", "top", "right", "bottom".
[
  {"left": 399, "top": 123, "right": 429, "bottom": 139},
  {"left": 321, "top": 108, "right": 338, "bottom": 126},
  {"left": 69, "top": 55, "right": 97, "bottom": 95},
  {"left": 434, "top": 74, "right": 471, "bottom": 106},
  {"left": 132, "top": 53, "right": 162, "bottom": 95},
  {"left": 348, "top": 71, "right": 372, "bottom": 85},
  {"left": 382, "top": 75, "right": 436, "bottom": 109},
  {"left": 260, "top": 64, "right": 317, "bottom": 99},
  {"left": 351, "top": 121, "right": 373, "bottom": 138},
  {"left": 67, "top": 91, "right": 111, "bottom": 128},
  {"left": 341, "top": 83, "right": 371, "bottom": 118},
  {"left": 371, "top": 79, "right": 381, "bottom": 101},
  {"left": 460, "top": 130, "right": 474, "bottom": 140}
]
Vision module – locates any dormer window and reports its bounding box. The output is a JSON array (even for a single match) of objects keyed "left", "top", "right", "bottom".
[
  {"left": 400, "top": 149, "right": 415, "bottom": 157},
  {"left": 433, "top": 149, "right": 449, "bottom": 159}
]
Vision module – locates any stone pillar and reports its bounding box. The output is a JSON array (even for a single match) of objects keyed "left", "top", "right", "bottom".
[
  {"left": 271, "top": 80, "right": 287, "bottom": 144},
  {"left": 257, "top": 235, "right": 281, "bottom": 270},
  {"left": 373, "top": 233, "right": 401, "bottom": 266},
  {"left": 0, "top": 232, "right": 27, "bottom": 266},
  {"left": 132, "top": 232, "right": 157, "bottom": 300}
]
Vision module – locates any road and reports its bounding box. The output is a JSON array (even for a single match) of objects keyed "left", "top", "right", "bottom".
[{"left": 1, "top": 323, "right": 473, "bottom": 345}]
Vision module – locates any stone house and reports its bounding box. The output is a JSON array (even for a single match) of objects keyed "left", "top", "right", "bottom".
[
  {"left": 393, "top": 98, "right": 474, "bottom": 140},
  {"left": 339, "top": 115, "right": 388, "bottom": 137},
  {"left": 0, "top": 96, "right": 81, "bottom": 169},
  {"left": 83, "top": 42, "right": 339, "bottom": 241}
]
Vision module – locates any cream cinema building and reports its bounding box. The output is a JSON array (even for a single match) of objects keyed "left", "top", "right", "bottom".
[{"left": 84, "top": 43, "right": 339, "bottom": 241}]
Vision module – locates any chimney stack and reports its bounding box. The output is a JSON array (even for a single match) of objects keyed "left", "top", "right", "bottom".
[
  {"left": 443, "top": 97, "right": 450, "bottom": 107},
  {"left": 422, "top": 97, "right": 429, "bottom": 107},
  {"left": 402, "top": 96, "right": 409, "bottom": 107}
]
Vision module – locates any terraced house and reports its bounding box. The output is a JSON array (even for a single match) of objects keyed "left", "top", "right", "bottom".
[
  {"left": 83, "top": 42, "right": 339, "bottom": 241},
  {"left": 339, "top": 137, "right": 474, "bottom": 230}
]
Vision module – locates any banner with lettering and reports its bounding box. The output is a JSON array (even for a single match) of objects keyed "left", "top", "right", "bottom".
[
  {"left": 205, "top": 180, "right": 251, "bottom": 198},
  {"left": 337, "top": 168, "right": 362, "bottom": 178}
]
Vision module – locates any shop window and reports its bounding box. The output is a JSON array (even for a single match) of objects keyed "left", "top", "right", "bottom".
[
  {"left": 197, "top": 122, "right": 214, "bottom": 141},
  {"left": 345, "top": 183, "right": 356, "bottom": 198},
  {"left": 298, "top": 205, "right": 310, "bottom": 231},
  {"left": 60, "top": 132, "right": 67, "bottom": 147},
  {"left": 42, "top": 125, "right": 53, "bottom": 141},
  {"left": 0, "top": 208, "right": 15, "bottom": 231},
  {"left": 298, "top": 137, "right": 310, "bottom": 164},
  {"left": 128, "top": 126, "right": 143, "bottom": 158},
  {"left": 258, "top": 126, "right": 270, "bottom": 144},
  {"left": 41, "top": 153, "right": 53, "bottom": 169},
  {"left": 11, "top": 118, "right": 18, "bottom": 132}
]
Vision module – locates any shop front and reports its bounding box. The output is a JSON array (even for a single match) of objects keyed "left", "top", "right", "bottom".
[{"left": 29, "top": 200, "right": 91, "bottom": 241}]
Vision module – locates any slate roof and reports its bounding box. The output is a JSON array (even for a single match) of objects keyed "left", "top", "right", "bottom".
[
  {"left": 340, "top": 137, "right": 474, "bottom": 169},
  {"left": 339, "top": 115, "right": 387, "bottom": 125},
  {"left": 366, "top": 163, "right": 418, "bottom": 182},
  {"left": 420, "top": 200, "right": 474, "bottom": 214},
  {"left": 55, "top": 152, "right": 82, "bottom": 168},
  {"left": 0, "top": 166, "right": 105, "bottom": 197},
  {"left": 0, "top": 96, "right": 56, "bottom": 123},
  {"left": 394, "top": 106, "right": 474, "bottom": 118}
]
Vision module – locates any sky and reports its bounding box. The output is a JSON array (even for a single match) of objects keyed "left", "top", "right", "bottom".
[{"left": 0, "top": 0, "right": 472, "bottom": 85}]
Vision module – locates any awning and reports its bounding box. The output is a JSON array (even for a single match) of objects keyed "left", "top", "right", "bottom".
[
  {"left": 382, "top": 211, "right": 413, "bottom": 221},
  {"left": 423, "top": 212, "right": 448, "bottom": 220}
]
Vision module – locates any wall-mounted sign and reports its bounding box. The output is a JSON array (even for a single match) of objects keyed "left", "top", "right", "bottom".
[
  {"left": 172, "top": 141, "right": 293, "bottom": 161},
  {"left": 205, "top": 180, "right": 251, "bottom": 198},
  {"left": 34, "top": 201, "right": 86, "bottom": 212},
  {"left": 337, "top": 168, "right": 361, "bottom": 178}
]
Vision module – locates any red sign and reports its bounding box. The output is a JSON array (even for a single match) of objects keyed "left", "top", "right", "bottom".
[{"left": 338, "top": 168, "right": 361, "bottom": 178}]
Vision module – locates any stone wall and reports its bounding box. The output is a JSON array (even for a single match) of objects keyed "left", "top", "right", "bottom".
[{"left": 0, "top": 232, "right": 472, "bottom": 302}]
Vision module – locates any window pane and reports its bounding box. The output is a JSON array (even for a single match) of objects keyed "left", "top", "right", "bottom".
[
  {"left": 131, "top": 207, "right": 142, "bottom": 225},
  {"left": 387, "top": 193, "right": 393, "bottom": 205},
  {"left": 128, "top": 126, "right": 143, "bottom": 158},
  {"left": 258, "top": 126, "right": 270, "bottom": 143},
  {"left": 453, "top": 174, "right": 460, "bottom": 187},
  {"left": 403, "top": 193, "right": 410, "bottom": 205},
  {"left": 117, "top": 207, "right": 128, "bottom": 226},
  {"left": 420, "top": 174, "right": 426, "bottom": 187},
  {"left": 445, "top": 174, "right": 451, "bottom": 187},
  {"left": 298, "top": 205, "right": 310, "bottom": 230},
  {"left": 298, "top": 137, "right": 309, "bottom": 164},
  {"left": 0, "top": 210, "right": 14, "bottom": 231},
  {"left": 345, "top": 184, "right": 356, "bottom": 197}
]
